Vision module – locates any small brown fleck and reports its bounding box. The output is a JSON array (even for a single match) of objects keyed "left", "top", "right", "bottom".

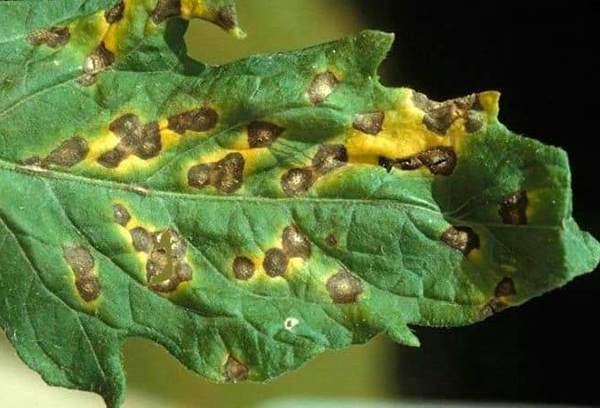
[
  {"left": 263, "top": 248, "right": 288, "bottom": 277},
  {"left": 282, "top": 226, "right": 311, "bottom": 259},
  {"left": 105, "top": 1, "right": 125, "bottom": 23},
  {"left": 479, "top": 298, "right": 509, "bottom": 320},
  {"left": 44, "top": 137, "right": 88, "bottom": 167},
  {"left": 233, "top": 257, "right": 255, "bottom": 280},
  {"left": 312, "top": 144, "right": 348, "bottom": 175},
  {"left": 23, "top": 156, "right": 44, "bottom": 167},
  {"left": 499, "top": 191, "right": 528, "bottom": 225},
  {"left": 325, "top": 234, "right": 338, "bottom": 247},
  {"left": 130, "top": 227, "right": 153, "bottom": 253},
  {"left": 135, "top": 122, "right": 162, "bottom": 160},
  {"left": 63, "top": 244, "right": 95, "bottom": 277},
  {"left": 326, "top": 270, "right": 363, "bottom": 304},
  {"left": 210, "top": 153, "right": 245, "bottom": 194},
  {"left": 281, "top": 168, "right": 314, "bottom": 196},
  {"left": 175, "top": 262, "right": 193, "bottom": 282},
  {"left": 97, "top": 148, "right": 126, "bottom": 168},
  {"left": 353, "top": 112, "right": 385, "bottom": 135},
  {"left": 188, "top": 163, "right": 213, "bottom": 190},
  {"left": 247, "top": 121, "right": 285, "bottom": 148},
  {"left": 146, "top": 249, "right": 169, "bottom": 281},
  {"left": 441, "top": 226, "right": 480, "bottom": 256},
  {"left": 151, "top": 0, "right": 181, "bottom": 24},
  {"left": 308, "top": 71, "right": 338, "bottom": 105},
  {"left": 150, "top": 279, "right": 180, "bottom": 293},
  {"left": 75, "top": 275, "right": 101, "bottom": 302},
  {"left": 168, "top": 107, "right": 219, "bottom": 134},
  {"left": 27, "top": 26, "right": 70, "bottom": 48},
  {"left": 396, "top": 156, "right": 423, "bottom": 171},
  {"left": 215, "top": 5, "right": 238, "bottom": 30},
  {"left": 224, "top": 355, "right": 248, "bottom": 382},
  {"left": 378, "top": 156, "right": 399, "bottom": 173},
  {"left": 112, "top": 204, "right": 130, "bottom": 226},
  {"left": 418, "top": 146, "right": 456, "bottom": 176},
  {"left": 495, "top": 277, "right": 516, "bottom": 297}
]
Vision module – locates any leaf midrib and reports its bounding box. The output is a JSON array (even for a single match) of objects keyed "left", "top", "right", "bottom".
[{"left": 0, "top": 158, "right": 442, "bottom": 212}]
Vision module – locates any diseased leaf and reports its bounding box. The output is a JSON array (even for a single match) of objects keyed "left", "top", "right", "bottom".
[{"left": 0, "top": 1, "right": 598, "bottom": 407}]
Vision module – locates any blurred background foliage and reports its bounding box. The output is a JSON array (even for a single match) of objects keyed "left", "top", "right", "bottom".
[{"left": 2, "top": 0, "right": 599, "bottom": 407}]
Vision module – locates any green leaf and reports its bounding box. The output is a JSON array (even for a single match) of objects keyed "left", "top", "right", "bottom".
[{"left": 0, "top": 1, "right": 598, "bottom": 407}]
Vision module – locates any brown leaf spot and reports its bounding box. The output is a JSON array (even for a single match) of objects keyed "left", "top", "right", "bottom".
[
  {"left": 175, "top": 262, "right": 193, "bottom": 282},
  {"left": 465, "top": 111, "right": 484, "bottom": 133},
  {"left": 145, "top": 229, "right": 190, "bottom": 291},
  {"left": 210, "top": 153, "right": 245, "bottom": 194},
  {"left": 97, "top": 148, "right": 126, "bottom": 168},
  {"left": 326, "top": 271, "right": 363, "bottom": 304},
  {"left": 281, "top": 168, "right": 314, "bottom": 196},
  {"left": 325, "top": 234, "right": 338, "bottom": 247},
  {"left": 441, "top": 226, "right": 480, "bottom": 256},
  {"left": 495, "top": 277, "right": 516, "bottom": 297},
  {"left": 224, "top": 356, "right": 248, "bottom": 382},
  {"left": 136, "top": 122, "right": 162, "bottom": 160},
  {"left": 412, "top": 91, "right": 479, "bottom": 135},
  {"left": 75, "top": 275, "right": 101, "bottom": 302},
  {"left": 282, "top": 226, "right": 311, "bottom": 259},
  {"left": 99, "top": 114, "right": 162, "bottom": 167},
  {"left": 247, "top": 121, "right": 285, "bottom": 148},
  {"left": 80, "top": 42, "right": 115, "bottom": 86},
  {"left": 112, "top": 204, "right": 131, "bottom": 226},
  {"left": 499, "top": 191, "right": 528, "bottom": 225},
  {"left": 215, "top": 5, "right": 238, "bottom": 30},
  {"left": 105, "top": 1, "right": 125, "bottom": 23},
  {"left": 312, "top": 144, "right": 348, "bottom": 175},
  {"left": 146, "top": 249, "right": 169, "bottom": 281},
  {"left": 63, "top": 244, "right": 95, "bottom": 277},
  {"left": 353, "top": 112, "right": 385, "bottom": 135},
  {"left": 379, "top": 155, "right": 423, "bottom": 172},
  {"left": 151, "top": 0, "right": 181, "bottom": 24},
  {"left": 44, "top": 137, "right": 89, "bottom": 167},
  {"left": 188, "top": 163, "right": 213, "bottom": 190},
  {"left": 308, "top": 71, "right": 338, "bottom": 105},
  {"left": 130, "top": 227, "right": 153, "bottom": 253},
  {"left": 109, "top": 114, "right": 141, "bottom": 138},
  {"left": 27, "top": 26, "right": 70, "bottom": 48},
  {"left": 23, "top": 156, "right": 44, "bottom": 167},
  {"left": 263, "top": 248, "right": 288, "bottom": 277},
  {"left": 418, "top": 146, "right": 456, "bottom": 176},
  {"left": 233, "top": 257, "right": 255, "bottom": 280},
  {"left": 479, "top": 298, "right": 509, "bottom": 320},
  {"left": 168, "top": 107, "right": 218, "bottom": 134}
]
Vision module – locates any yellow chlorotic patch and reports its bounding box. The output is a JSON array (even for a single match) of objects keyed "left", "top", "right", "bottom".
[
  {"left": 346, "top": 91, "right": 449, "bottom": 164},
  {"left": 181, "top": 0, "right": 207, "bottom": 19},
  {"left": 103, "top": 0, "right": 135, "bottom": 55},
  {"left": 478, "top": 91, "right": 501, "bottom": 119},
  {"left": 87, "top": 131, "right": 120, "bottom": 161},
  {"left": 467, "top": 248, "right": 483, "bottom": 263},
  {"left": 116, "top": 154, "right": 160, "bottom": 174},
  {"left": 158, "top": 120, "right": 185, "bottom": 150}
]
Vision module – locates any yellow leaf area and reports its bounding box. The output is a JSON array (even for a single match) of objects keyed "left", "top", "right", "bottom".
[{"left": 345, "top": 88, "right": 500, "bottom": 166}]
